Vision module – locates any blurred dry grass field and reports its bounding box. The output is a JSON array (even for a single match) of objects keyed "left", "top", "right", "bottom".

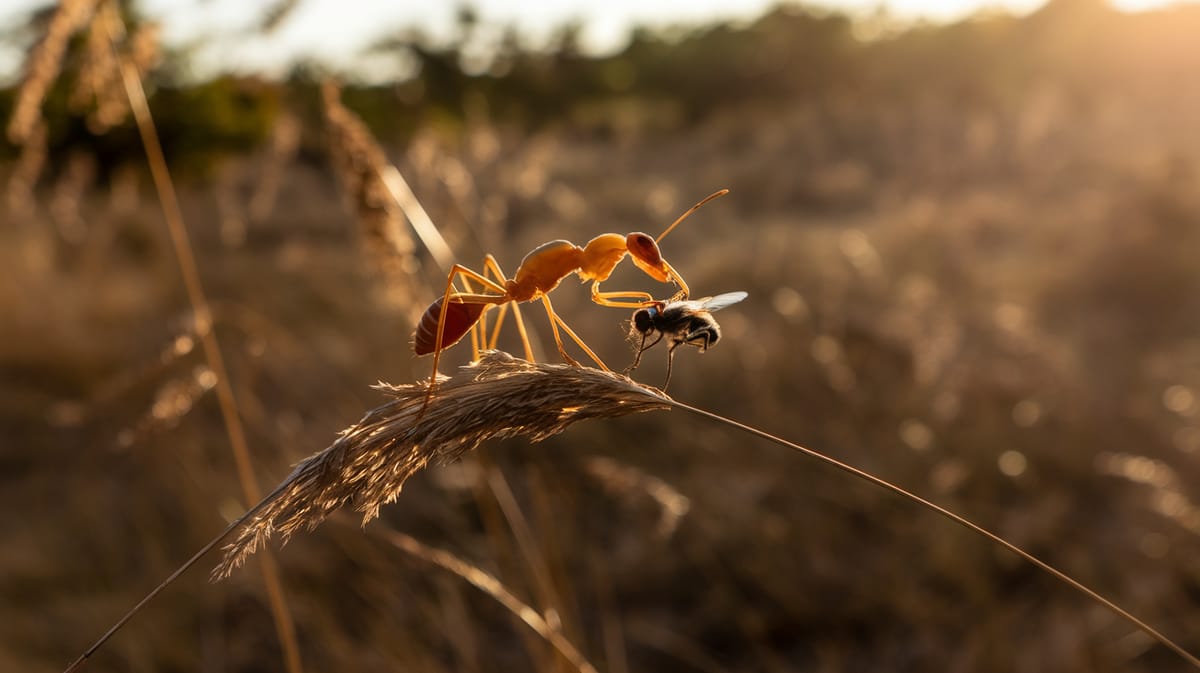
[{"left": 3, "top": 1, "right": 1200, "bottom": 671}]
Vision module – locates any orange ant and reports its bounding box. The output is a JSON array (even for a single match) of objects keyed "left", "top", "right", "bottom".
[{"left": 411, "top": 189, "right": 729, "bottom": 402}]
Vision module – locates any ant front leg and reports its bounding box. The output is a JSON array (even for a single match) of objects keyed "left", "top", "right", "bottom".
[
  {"left": 589, "top": 282, "right": 657, "bottom": 309},
  {"left": 420, "top": 264, "right": 509, "bottom": 413},
  {"left": 539, "top": 294, "right": 610, "bottom": 371}
]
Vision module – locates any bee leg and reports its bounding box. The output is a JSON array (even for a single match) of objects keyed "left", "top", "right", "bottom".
[
  {"left": 627, "top": 332, "right": 664, "bottom": 374},
  {"left": 683, "top": 329, "right": 713, "bottom": 352},
  {"left": 625, "top": 333, "right": 649, "bottom": 374},
  {"left": 663, "top": 342, "right": 679, "bottom": 390}
]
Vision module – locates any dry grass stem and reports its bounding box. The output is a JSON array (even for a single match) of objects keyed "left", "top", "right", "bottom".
[
  {"left": 584, "top": 456, "right": 690, "bottom": 537},
  {"left": 482, "top": 466, "right": 574, "bottom": 642},
  {"left": 379, "top": 164, "right": 457, "bottom": 271},
  {"left": 96, "top": 12, "right": 305, "bottom": 673},
  {"left": 63, "top": 350, "right": 1200, "bottom": 671},
  {"left": 381, "top": 527, "right": 602, "bottom": 673},
  {"left": 668, "top": 400, "right": 1200, "bottom": 670},
  {"left": 213, "top": 351, "right": 671, "bottom": 578},
  {"left": 69, "top": 2, "right": 159, "bottom": 134},
  {"left": 249, "top": 113, "right": 301, "bottom": 222}
]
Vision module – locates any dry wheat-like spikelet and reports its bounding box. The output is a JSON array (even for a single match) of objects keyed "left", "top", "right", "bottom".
[
  {"left": 67, "top": 362, "right": 1200, "bottom": 671},
  {"left": 321, "top": 80, "right": 422, "bottom": 310},
  {"left": 71, "top": 3, "right": 159, "bottom": 135},
  {"left": 70, "top": 2, "right": 122, "bottom": 131},
  {"left": 7, "top": 0, "right": 99, "bottom": 145},
  {"left": 213, "top": 351, "right": 671, "bottom": 578}
]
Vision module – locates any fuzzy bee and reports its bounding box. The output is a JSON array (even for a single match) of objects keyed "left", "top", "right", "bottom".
[{"left": 627, "top": 291, "right": 748, "bottom": 388}]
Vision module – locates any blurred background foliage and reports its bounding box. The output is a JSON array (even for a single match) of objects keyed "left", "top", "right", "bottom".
[
  {"left": 3, "top": 0, "right": 1200, "bottom": 672},
  {"left": 7, "top": 0, "right": 1200, "bottom": 167}
]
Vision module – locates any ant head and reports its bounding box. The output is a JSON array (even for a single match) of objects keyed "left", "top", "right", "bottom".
[{"left": 625, "top": 232, "right": 670, "bottom": 282}]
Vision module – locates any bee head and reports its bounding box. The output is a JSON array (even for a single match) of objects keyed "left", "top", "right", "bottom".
[{"left": 632, "top": 306, "right": 657, "bottom": 335}]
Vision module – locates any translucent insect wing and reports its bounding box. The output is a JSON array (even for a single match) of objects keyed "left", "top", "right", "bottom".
[{"left": 699, "top": 291, "right": 748, "bottom": 312}]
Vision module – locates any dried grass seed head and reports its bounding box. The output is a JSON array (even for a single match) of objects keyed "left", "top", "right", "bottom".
[
  {"left": 7, "top": 0, "right": 99, "bottom": 145},
  {"left": 213, "top": 351, "right": 671, "bottom": 578},
  {"left": 321, "top": 81, "right": 421, "bottom": 309}
]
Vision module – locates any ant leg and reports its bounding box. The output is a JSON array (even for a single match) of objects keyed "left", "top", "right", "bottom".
[
  {"left": 473, "top": 257, "right": 502, "bottom": 352},
  {"left": 422, "top": 265, "right": 510, "bottom": 412},
  {"left": 486, "top": 303, "right": 509, "bottom": 351},
  {"left": 590, "top": 283, "right": 656, "bottom": 309},
  {"left": 469, "top": 313, "right": 481, "bottom": 360},
  {"left": 458, "top": 274, "right": 487, "bottom": 361},
  {"left": 555, "top": 311, "right": 611, "bottom": 370},
  {"left": 456, "top": 256, "right": 507, "bottom": 357},
  {"left": 538, "top": 295, "right": 581, "bottom": 367},
  {"left": 539, "top": 295, "right": 610, "bottom": 370},
  {"left": 508, "top": 302, "right": 533, "bottom": 361},
  {"left": 661, "top": 260, "right": 690, "bottom": 300},
  {"left": 483, "top": 255, "right": 534, "bottom": 361}
]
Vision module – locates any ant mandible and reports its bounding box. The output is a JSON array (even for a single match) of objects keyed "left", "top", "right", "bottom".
[{"left": 411, "top": 189, "right": 729, "bottom": 401}]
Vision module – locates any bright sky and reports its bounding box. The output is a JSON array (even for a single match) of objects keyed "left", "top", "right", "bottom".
[{"left": 0, "top": 0, "right": 1186, "bottom": 82}]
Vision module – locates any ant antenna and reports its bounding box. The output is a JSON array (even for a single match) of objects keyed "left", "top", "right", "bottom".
[{"left": 656, "top": 189, "right": 730, "bottom": 243}]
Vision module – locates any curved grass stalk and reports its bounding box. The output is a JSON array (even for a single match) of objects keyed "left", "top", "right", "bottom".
[
  {"left": 380, "top": 527, "right": 600, "bottom": 673},
  {"left": 666, "top": 399, "right": 1200, "bottom": 670},
  {"left": 61, "top": 353, "right": 1200, "bottom": 671}
]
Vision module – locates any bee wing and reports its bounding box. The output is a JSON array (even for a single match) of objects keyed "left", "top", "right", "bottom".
[{"left": 698, "top": 291, "right": 748, "bottom": 313}]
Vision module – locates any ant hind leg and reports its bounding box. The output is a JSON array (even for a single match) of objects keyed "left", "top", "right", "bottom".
[
  {"left": 540, "top": 295, "right": 610, "bottom": 370},
  {"left": 482, "top": 255, "right": 535, "bottom": 361},
  {"left": 420, "top": 264, "right": 509, "bottom": 414}
]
